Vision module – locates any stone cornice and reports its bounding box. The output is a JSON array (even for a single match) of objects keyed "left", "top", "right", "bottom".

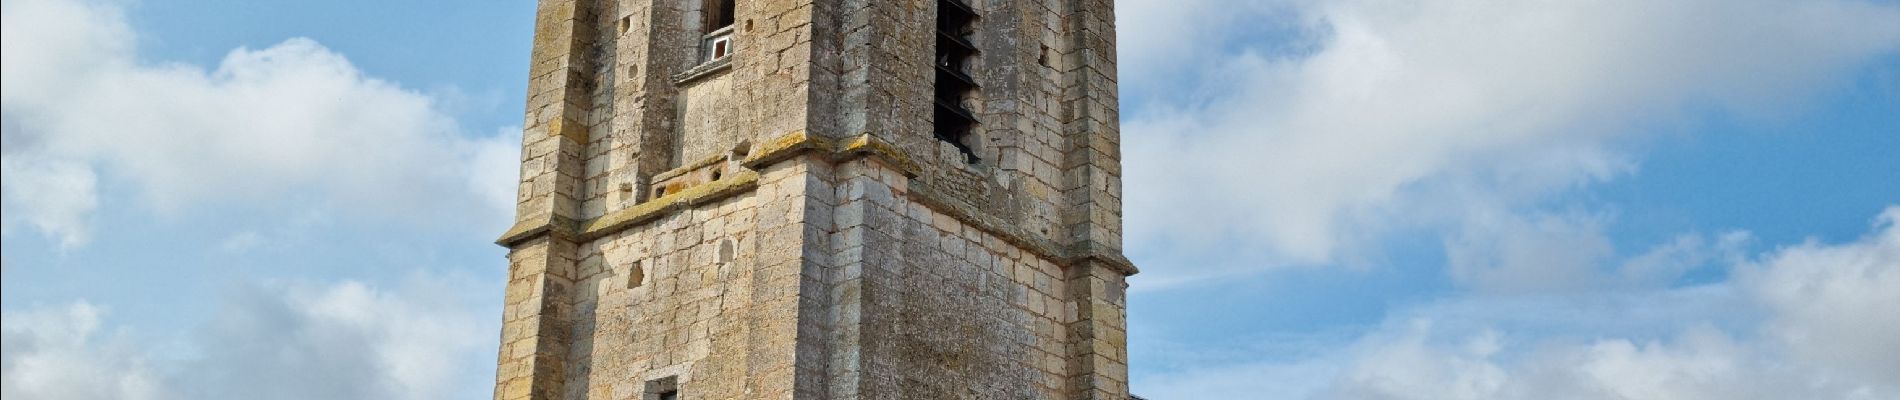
[
  {"left": 496, "top": 214, "right": 581, "bottom": 247},
  {"left": 910, "top": 183, "right": 1138, "bottom": 276},
  {"left": 496, "top": 171, "right": 759, "bottom": 247},
  {"left": 740, "top": 131, "right": 921, "bottom": 178},
  {"left": 578, "top": 170, "right": 759, "bottom": 240},
  {"left": 498, "top": 130, "right": 1137, "bottom": 276}
]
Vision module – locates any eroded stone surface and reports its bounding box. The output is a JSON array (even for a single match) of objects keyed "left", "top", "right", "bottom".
[{"left": 496, "top": 0, "right": 1131, "bottom": 399}]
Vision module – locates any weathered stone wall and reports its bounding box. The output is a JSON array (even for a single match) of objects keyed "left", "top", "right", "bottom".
[
  {"left": 810, "top": 0, "right": 1119, "bottom": 253},
  {"left": 579, "top": 0, "right": 822, "bottom": 221},
  {"left": 822, "top": 157, "right": 1085, "bottom": 399},
  {"left": 497, "top": 0, "right": 1131, "bottom": 398},
  {"left": 676, "top": 72, "right": 742, "bottom": 164},
  {"left": 553, "top": 156, "right": 825, "bottom": 400}
]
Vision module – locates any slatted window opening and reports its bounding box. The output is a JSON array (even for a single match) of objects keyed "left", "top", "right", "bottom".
[{"left": 934, "top": 0, "right": 981, "bottom": 163}]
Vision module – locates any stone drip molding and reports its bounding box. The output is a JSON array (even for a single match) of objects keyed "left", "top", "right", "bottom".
[
  {"left": 497, "top": 130, "right": 1137, "bottom": 276},
  {"left": 494, "top": 168, "right": 759, "bottom": 247}
]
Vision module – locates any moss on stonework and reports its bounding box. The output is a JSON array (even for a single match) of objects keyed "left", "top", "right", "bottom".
[
  {"left": 741, "top": 130, "right": 833, "bottom": 169},
  {"left": 838, "top": 134, "right": 922, "bottom": 177},
  {"left": 651, "top": 152, "right": 730, "bottom": 182},
  {"left": 578, "top": 170, "right": 760, "bottom": 240},
  {"left": 547, "top": 117, "right": 588, "bottom": 144},
  {"left": 743, "top": 130, "right": 923, "bottom": 177}
]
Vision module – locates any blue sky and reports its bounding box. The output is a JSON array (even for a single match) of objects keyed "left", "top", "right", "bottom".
[{"left": 2, "top": 0, "right": 1897, "bottom": 399}]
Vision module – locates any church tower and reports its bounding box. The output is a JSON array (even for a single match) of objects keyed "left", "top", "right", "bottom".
[{"left": 492, "top": 0, "right": 1136, "bottom": 398}]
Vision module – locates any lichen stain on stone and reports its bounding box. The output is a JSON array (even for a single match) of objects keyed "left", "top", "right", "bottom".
[{"left": 580, "top": 170, "right": 759, "bottom": 238}]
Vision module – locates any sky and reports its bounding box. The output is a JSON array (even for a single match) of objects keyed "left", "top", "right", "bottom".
[{"left": 1, "top": 0, "right": 1896, "bottom": 399}]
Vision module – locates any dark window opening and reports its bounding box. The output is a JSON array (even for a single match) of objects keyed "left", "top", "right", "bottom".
[
  {"left": 700, "top": 0, "right": 736, "bottom": 62},
  {"left": 934, "top": 0, "right": 981, "bottom": 164},
  {"left": 626, "top": 260, "right": 645, "bottom": 289},
  {"left": 645, "top": 376, "right": 680, "bottom": 400},
  {"left": 706, "top": 0, "right": 735, "bottom": 32}
]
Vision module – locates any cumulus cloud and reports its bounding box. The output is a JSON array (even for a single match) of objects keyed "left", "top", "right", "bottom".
[
  {"left": 1117, "top": 0, "right": 1900, "bottom": 285},
  {"left": 1315, "top": 322, "right": 1875, "bottom": 400},
  {"left": 1134, "top": 206, "right": 1900, "bottom": 399},
  {"left": 1, "top": 302, "right": 166, "bottom": 400},
  {"left": 0, "top": 152, "right": 98, "bottom": 249},
  {"left": 1742, "top": 206, "right": 1900, "bottom": 387},
  {"left": 1445, "top": 210, "right": 1756, "bottom": 293},
  {"left": 0, "top": 0, "right": 521, "bottom": 247},
  {"left": 0, "top": 279, "right": 495, "bottom": 400},
  {"left": 181, "top": 279, "right": 494, "bottom": 400}
]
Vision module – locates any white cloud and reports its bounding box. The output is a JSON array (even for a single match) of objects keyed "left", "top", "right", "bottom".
[
  {"left": 0, "top": 278, "right": 496, "bottom": 400},
  {"left": 1617, "top": 231, "right": 1753, "bottom": 288},
  {"left": 1, "top": 302, "right": 166, "bottom": 400},
  {"left": 1132, "top": 206, "right": 1900, "bottom": 399},
  {"left": 1117, "top": 0, "right": 1900, "bottom": 285},
  {"left": 1314, "top": 322, "right": 1874, "bottom": 400},
  {"left": 0, "top": 152, "right": 98, "bottom": 249},
  {"left": 1445, "top": 210, "right": 1756, "bottom": 294},
  {"left": 468, "top": 126, "right": 526, "bottom": 215},
  {"left": 181, "top": 278, "right": 494, "bottom": 400},
  {"left": 0, "top": 0, "right": 521, "bottom": 247},
  {"left": 1742, "top": 206, "right": 1900, "bottom": 388}
]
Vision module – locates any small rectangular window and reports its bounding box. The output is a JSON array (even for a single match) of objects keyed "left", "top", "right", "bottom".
[
  {"left": 705, "top": 33, "right": 732, "bottom": 61},
  {"left": 644, "top": 376, "right": 679, "bottom": 400}
]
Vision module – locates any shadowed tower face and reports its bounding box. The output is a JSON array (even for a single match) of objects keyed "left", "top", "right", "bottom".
[{"left": 491, "top": 0, "right": 1135, "bottom": 398}]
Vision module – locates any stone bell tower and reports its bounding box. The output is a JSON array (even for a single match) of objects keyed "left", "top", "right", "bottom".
[{"left": 491, "top": 0, "right": 1136, "bottom": 398}]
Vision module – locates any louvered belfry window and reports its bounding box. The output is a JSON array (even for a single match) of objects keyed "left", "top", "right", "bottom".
[{"left": 934, "top": 0, "right": 981, "bottom": 163}]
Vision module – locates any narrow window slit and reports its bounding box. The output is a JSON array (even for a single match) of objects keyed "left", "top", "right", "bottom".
[{"left": 626, "top": 260, "right": 645, "bottom": 289}]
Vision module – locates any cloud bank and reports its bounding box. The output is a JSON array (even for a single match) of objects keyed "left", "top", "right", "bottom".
[
  {"left": 1, "top": 279, "right": 494, "bottom": 400},
  {"left": 1137, "top": 207, "right": 1900, "bottom": 399},
  {"left": 1115, "top": 0, "right": 1900, "bottom": 397},
  {"left": 1, "top": 1, "right": 512, "bottom": 398},
  {"left": 0, "top": 0, "right": 521, "bottom": 248},
  {"left": 0, "top": 302, "right": 163, "bottom": 400},
  {"left": 1118, "top": 0, "right": 1900, "bottom": 284}
]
